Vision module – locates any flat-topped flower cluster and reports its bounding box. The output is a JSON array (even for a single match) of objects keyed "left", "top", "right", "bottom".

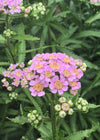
[
  {"left": 0, "top": 0, "right": 22, "bottom": 14},
  {"left": 90, "top": 0, "right": 100, "bottom": 3},
  {"left": 2, "top": 53, "right": 87, "bottom": 97}
]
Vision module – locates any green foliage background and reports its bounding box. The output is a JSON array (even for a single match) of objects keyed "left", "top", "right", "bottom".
[{"left": 0, "top": 0, "right": 100, "bottom": 140}]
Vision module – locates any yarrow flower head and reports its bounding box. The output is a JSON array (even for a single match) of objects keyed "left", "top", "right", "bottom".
[
  {"left": 27, "top": 110, "right": 42, "bottom": 126},
  {"left": 2, "top": 53, "right": 86, "bottom": 97},
  {"left": 90, "top": 0, "right": 100, "bottom": 3},
  {"left": 0, "top": 0, "right": 23, "bottom": 14}
]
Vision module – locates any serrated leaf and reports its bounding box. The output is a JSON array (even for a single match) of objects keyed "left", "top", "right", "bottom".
[
  {"left": 76, "top": 30, "right": 100, "bottom": 38},
  {"left": 86, "top": 12, "right": 100, "bottom": 24},
  {"left": 65, "top": 124, "right": 99, "bottom": 140},
  {"left": 7, "top": 116, "right": 28, "bottom": 125},
  {"left": 13, "top": 34, "right": 40, "bottom": 41}
]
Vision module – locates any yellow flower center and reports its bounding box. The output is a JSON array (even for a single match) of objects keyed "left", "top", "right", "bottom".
[
  {"left": 15, "top": 80, "right": 19, "bottom": 84},
  {"left": 45, "top": 71, "right": 52, "bottom": 78},
  {"left": 49, "top": 62, "right": 60, "bottom": 70},
  {"left": 27, "top": 73, "right": 34, "bottom": 79},
  {"left": 73, "top": 68, "right": 79, "bottom": 76},
  {"left": 12, "top": 6, "right": 17, "bottom": 11},
  {"left": 35, "top": 62, "right": 43, "bottom": 69},
  {"left": 33, "top": 82, "right": 44, "bottom": 92},
  {"left": 47, "top": 54, "right": 55, "bottom": 59},
  {"left": 70, "top": 81, "right": 77, "bottom": 87},
  {"left": 63, "top": 69, "right": 71, "bottom": 77},
  {"left": 54, "top": 80, "right": 63, "bottom": 90},
  {"left": 62, "top": 103, "right": 70, "bottom": 111},
  {"left": 63, "top": 56, "right": 71, "bottom": 63},
  {"left": 16, "top": 72, "right": 21, "bottom": 77},
  {"left": 36, "top": 55, "right": 43, "bottom": 61}
]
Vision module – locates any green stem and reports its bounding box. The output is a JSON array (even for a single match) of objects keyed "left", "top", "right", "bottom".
[
  {"left": 48, "top": 94, "right": 56, "bottom": 140},
  {"left": 5, "top": 15, "right": 16, "bottom": 63}
]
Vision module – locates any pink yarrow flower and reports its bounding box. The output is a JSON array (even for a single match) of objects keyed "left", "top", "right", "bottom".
[
  {"left": 49, "top": 75, "right": 68, "bottom": 95},
  {"left": 29, "top": 79, "right": 48, "bottom": 97},
  {"left": 12, "top": 69, "right": 23, "bottom": 80}
]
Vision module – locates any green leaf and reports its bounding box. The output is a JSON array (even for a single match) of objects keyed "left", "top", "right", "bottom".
[
  {"left": 16, "top": 23, "right": 26, "bottom": 63},
  {"left": 0, "top": 67, "right": 6, "bottom": 75},
  {"left": 0, "top": 62, "right": 10, "bottom": 66},
  {"left": 18, "top": 41, "right": 26, "bottom": 63},
  {"left": 8, "top": 109, "right": 18, "bottom": 115},
  {"left": 86, "top": 12, "right": 100, "bottom": 24},
  {"left": 65, "top": 123, "right": 99, "bottom": 140},
  {"left": 13, "top": 34, "right": 40, "bottom": 41},
  {"left": 76, "top": 30, "right": 100, "bottom": 38},
  {"left": 23, "top": 88, "right": 43, "bottom": 115},
  {"left": 0, "top": 35, "right": 6, "bottom": 43},
  {"left": 88, "top": 104, "right": 100, "bottom": 109},
  {"left": 7, "top": 116, "right": 28, "bottom": 125}
]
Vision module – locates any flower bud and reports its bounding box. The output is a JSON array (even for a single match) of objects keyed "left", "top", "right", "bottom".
[
  {"left": 54, "top": 104, "right": 61, "bottom": 111},
  {"left": 82, "top": 106, "right": 87, "bottom": 111},
  {"left": 32, "top": 110, "right": 37, "bottom": 114},
  {"left": 38, "top": 116, "right": 42, "bottom": 121},
  {"left": 67, "top": 100, "right": 73, "bottom": 106},
  {"left": 62, "top": 103, "right": 70, "bottom": 111},
  {"left": 34, "top": 120, "right": 39, "bottom": 124},
  {"left": 77, "top": 104, "right": 82, "bottom": 110},
  {"left": 81, "top": 100, "right": 88, "bottom": 106},
  {"left": 28, "top": 60, "right": 33, "bottom": 65},
  {"left": 1, "top": 78, "right": 6, "bottom": 83},
  {"left": 59, "top": 97, "right": 66, "bottom": 103},
  {"left": 7, "top": 86, "right": 12, "bottom": 91},
  {"left": 68, "top": 108, "right": 74, "bottom": 115},
  {"left": 59, "top": 110, "right": 66, "bottom": 118}
]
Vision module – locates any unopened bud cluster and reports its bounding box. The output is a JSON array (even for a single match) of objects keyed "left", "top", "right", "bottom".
[
  {"left": 54, "top": 97, "right": 74, "bottom": 118},
  {"left": 9, "top": 92, "right": 18, "bottom": 100},
  {"left": 27, "top": 110, "right": 42, "bottom": 126},
  {"left": 75, "top": 97, "right": 88, "bottom": 112},
  {"left": 3, "top": 29, "right": 15, "bottom": 38},
  {"left": 21, "top": 2, "right": 46, "bottom": 19},
  {"left": 75, "top": 59, "right": 87, "bottom": 72}
]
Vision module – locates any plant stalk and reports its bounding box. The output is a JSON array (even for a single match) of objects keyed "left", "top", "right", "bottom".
[
  {"left": 50, "top": 94, "right": 56, "bottom": 140},
  {"left": 5, "top": 14, "right": 16, "bottom": 63}
]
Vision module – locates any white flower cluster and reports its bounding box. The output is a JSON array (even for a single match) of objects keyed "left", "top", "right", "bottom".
[
  {"left": 54, "top": 97, "right": 74, "bottom": 118},
  {"left": 9, "top": 92, "right": 18, "bottom": 100},
  {"left": 27, "top": 110, "right": 42, "bottom": 126},
  {"left": 75, "top": 97, "right": 88, "bottom": 112},
  {"left": 32, "top": 2, "right": 46, "bottom": 19},
  {"left": 21, "top": 2, "right": 46, "bottom": 19},
  {"left": 3, "top": 29, "right": 15, "bottom": 38}
]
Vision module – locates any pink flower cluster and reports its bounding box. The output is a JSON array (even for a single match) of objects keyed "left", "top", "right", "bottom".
[
  {"left": 0, "top": 0, "right": 22, "bottom": 14},
  {"left": 90, "top": 0, "right": 100, "bottom": 2},
  {"left": 1, "top": 53, "right": 86, "bottom": 97}
]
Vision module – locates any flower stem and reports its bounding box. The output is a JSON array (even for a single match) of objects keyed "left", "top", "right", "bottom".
[
  {"left": 5, "top": 15, "right": 16, "bottom": 63},
  {"left": 50, "top": 94, "right": 56, "bottom": 140}
]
